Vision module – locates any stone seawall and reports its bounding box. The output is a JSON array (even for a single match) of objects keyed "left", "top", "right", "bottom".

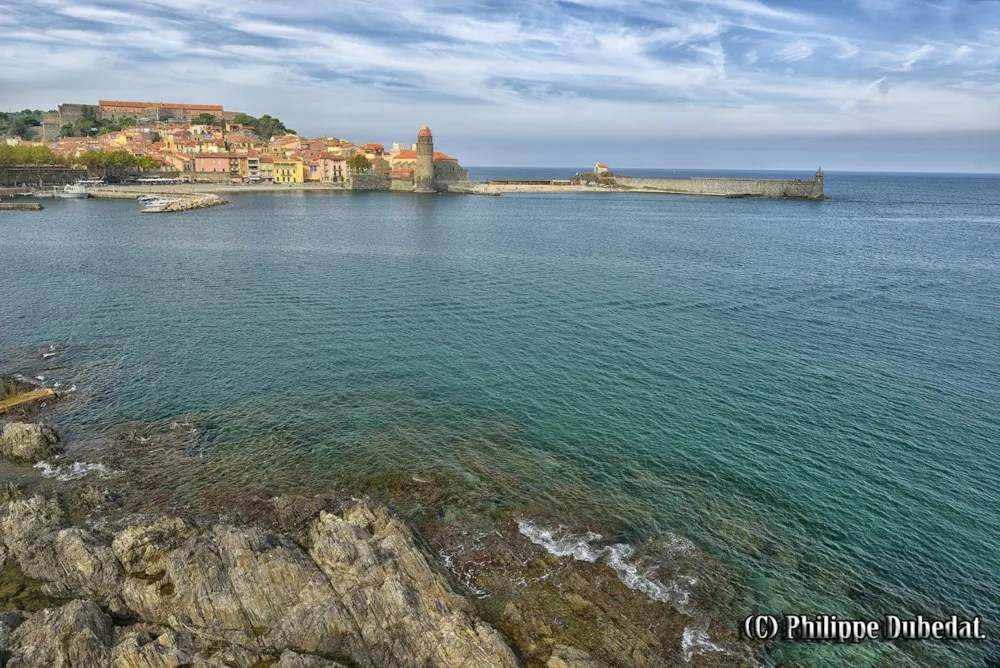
[
  {"left": 0, "top": 168, "right": 89, "bottom": 188},
  {"left": 614, "top": 175, "right": 824, "bottom": 200},
  {"left": 350, "top": 174, "right": 391, "bottom": 191}
]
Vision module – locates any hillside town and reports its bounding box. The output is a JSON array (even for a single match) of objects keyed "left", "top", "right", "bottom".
[{"left": 1, "top": 100, "right": 467, "bottom": 187}]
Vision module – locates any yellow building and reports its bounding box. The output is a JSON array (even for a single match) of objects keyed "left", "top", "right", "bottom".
[
  {"left": 273, "top": 156, "right": 304, "bottom": 183},
  {"left": 259, "top": 156, "right": 275, "bottom": 182}
]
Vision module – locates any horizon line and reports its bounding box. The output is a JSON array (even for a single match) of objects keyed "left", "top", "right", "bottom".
[{"left": 467, "top": 166, "right": 1000, "bottom": 176}]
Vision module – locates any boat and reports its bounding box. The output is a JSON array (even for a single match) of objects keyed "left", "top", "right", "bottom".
[
  {"left": 136, "top": 195, "right": 160, "bottom": 203},
  {"left": 140, "top": 198, "right": 176, "bottom": 213},
  {"left": 53, "top": 183, "right": 90, "bottom": 198}
]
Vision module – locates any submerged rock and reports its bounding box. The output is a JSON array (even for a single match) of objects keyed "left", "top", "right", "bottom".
[{"left": 0, "top": 423, "right": 62, "bottom": 464}]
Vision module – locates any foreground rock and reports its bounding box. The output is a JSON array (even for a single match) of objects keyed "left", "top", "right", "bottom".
[
  {"left": 8, "top": 600, "right": 113, "bottom": 667},
  {"left": 0, "top": 494, "right": 520, "bottom": 667},
  {"left": 0, "top": 423, "right": 62, "bottom": 464}
]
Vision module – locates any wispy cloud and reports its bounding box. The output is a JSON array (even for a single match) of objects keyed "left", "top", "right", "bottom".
[{"left": 0, "top": 0, "right": 997, "bottom": 156}]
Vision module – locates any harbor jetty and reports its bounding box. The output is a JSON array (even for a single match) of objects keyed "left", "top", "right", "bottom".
[
  {"left": 0, "top": 202, "right": 43, "bottom": 211},
  {"left": 477, "top": 166, "right": 825, "bottom": 200},
  {"left": 88, "top": 188, "right": 228, "bottom": 213}
]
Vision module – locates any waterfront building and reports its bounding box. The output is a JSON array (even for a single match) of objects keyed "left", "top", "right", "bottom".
[
  {"left": 228, "top": 154, "right": 249, "bottom": 182},
  {"left": 259, "top": 156, "right": 274, "bottom": 183},
  {"left": 193, "top": 154, "right": 229, "bottom": 173},
  {"left": 273, "top": 156, "right": 304, "bottom": 183},
  {"left": 595, "top": 162, "right": 610, "bottom": 174},
  {"left": 247, "top": 153, "right": 261, "bottom": 183}
]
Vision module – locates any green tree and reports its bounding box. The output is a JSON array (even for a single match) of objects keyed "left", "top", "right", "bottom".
[
  {"left": 137, "top": 156, "right": 162, "bottom": 170},
  {"left": 197, "top": 112, "right": 218, "bottom": 125},
  {"left": 0, "top": 145, "right": 65, "bottom": 166},
  {"left": 347, "top": 154, "right": 371, "bottom": 174},
  {"left": 74, "top": 150, "right": 148, "bottom": 177}
]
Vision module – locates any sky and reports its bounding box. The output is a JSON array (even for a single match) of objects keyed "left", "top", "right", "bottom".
[{"left": 1, "top": 0, "right": 999, "bottom": 171}]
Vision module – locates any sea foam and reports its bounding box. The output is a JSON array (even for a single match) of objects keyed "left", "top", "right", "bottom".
[
  {"left": 681, "top": 626, "right": 728, "bottom": 662},
  {"left": 34, "top": 461, "right": 114, "bottom": 481},
  {"left": 516, "top": 519, "right": 696, "bottom": 612}
]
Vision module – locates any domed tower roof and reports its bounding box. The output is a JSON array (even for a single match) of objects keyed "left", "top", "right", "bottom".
[{"left": 417, "top": 125, "right": 432, "bottom": 138}]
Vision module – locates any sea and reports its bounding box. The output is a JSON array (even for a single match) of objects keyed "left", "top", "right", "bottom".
[{"left": 1, "top": 169, "right": 998, "bottom": 667}]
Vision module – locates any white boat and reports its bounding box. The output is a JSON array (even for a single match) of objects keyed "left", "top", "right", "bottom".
[
  {"left": 140, "top": 198, "right": 176, "bottom": 213},
  {"left": 54, "top": 183, "right": 89, "bottom": 198}
]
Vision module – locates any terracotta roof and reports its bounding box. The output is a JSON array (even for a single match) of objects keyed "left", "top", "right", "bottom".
[
  {"left": 389, "top": 168, "right": 414, "bottom": 178},
  {"left": 433, "top": 152, "right": 456, "bottom": 162},
  {"left": 393, "top": 151, "right": 417, "bottom": 160}
]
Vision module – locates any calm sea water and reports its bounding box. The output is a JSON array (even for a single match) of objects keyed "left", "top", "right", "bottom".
[{"left": 1, "top": 172, "right": 998, "bottom": 667}]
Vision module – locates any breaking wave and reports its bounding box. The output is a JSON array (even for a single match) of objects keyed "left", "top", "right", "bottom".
[
  {"left": 516, "top": 519, "right": 697, "bottom": 613},
  {"left": 34, "top": 461, "right": 114, "bottom": 481},
  {"left": 682, "top": 626, "right": 728, "bottom": 663}
]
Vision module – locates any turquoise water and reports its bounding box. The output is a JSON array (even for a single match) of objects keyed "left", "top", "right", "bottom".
[{"left": 1, "top": 172, "right": 998, "bottom": 666}]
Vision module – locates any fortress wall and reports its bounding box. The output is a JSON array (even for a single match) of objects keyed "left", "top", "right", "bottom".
[
  {"left": 389, "top": 179, "right": 414, "bottom": 191},
  {"left": 615, "top": 176, "right": 823, "bottom": 199},
  {"left": 350, "top": 174, "right": 390, "bottom": 191}
]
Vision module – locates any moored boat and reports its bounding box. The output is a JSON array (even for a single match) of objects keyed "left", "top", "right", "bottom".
[{"left": 54, "top": 183, "right": 90, "bottom": 198}]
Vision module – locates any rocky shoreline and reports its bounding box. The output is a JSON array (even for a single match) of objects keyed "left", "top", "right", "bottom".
[{"left": 0, "top": 374, "right": 764, "bottom": 668}]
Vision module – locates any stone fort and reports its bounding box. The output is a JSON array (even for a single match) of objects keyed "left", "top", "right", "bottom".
[{"left": 352, "top": 126, "right": 472, "bottom": 193}]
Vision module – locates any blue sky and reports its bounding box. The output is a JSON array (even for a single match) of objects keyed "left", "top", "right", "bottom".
[{"left": 1, "top": 0, "right": 998, "bottom": 171}]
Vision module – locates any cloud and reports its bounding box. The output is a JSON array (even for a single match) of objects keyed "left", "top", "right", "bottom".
[
  {"left": 0, "top": 0, "right": 997, "bottom": 157},
  {"left": 776, "top": 39, "right": 816, "bottom": 61}
]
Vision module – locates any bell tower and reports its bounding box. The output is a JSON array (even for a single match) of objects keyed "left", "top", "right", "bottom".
[{"left": 414, "top": 125, "right": 435, "bottom": 193}]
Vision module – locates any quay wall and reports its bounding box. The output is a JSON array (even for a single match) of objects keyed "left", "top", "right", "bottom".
[
  {"left": 614, "top": 175, "right": 824, "bottom": 199},
  {"left": 0, "top": 167, "right": 88, "bottom": 187},
  {"left": 350, "top": 174, "right": 390, "bottom": 191}
]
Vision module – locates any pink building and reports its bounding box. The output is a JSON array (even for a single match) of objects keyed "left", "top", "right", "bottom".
[{"left": 193, "top": 154, "right": 230, "bottom": 173}]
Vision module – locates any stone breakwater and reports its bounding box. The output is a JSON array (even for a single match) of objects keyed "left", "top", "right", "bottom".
[
  {"left": 477, "top": 172, "right": 824, "bottom": 200},
  {"left": 0, "top": 373, "right": 762, "bottom": 668},
  {"left": 611, "top": 175, "right": 824, "bottom": 200},
  {"left": 143, "top": 193, "right": 228, "bottom": 213},
  {"left": 89, "top": 189, "right": 228, "bottom": 213},
  {"left": 0, "top": 203, "right": 44, "bottom": 211}
]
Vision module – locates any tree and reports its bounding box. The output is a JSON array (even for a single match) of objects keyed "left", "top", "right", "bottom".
[
  {"left": 73, "top": 150, "right": 154, "bottom": 177},
  {"left": 0, "top": 145, "right": 65, "bottom": 167},
  {"left": 197, "top": 113, "right": 218, "bottom": 125},
  {"left": 347, "top": 154, "right": 371, "bottom": 174}
]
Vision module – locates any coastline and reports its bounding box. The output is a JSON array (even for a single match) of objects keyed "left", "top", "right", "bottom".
[{"left": 0, "top": 371, "right": 763, "bottom": 668}]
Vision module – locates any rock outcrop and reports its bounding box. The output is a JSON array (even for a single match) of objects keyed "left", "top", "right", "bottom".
[
  {"left": 0, "top": 423, "right": 62, "bottom": 463},
  {"left": 0, "top": 494, "right": 519, "bottom": 667},
  {"left": 8, "top": 600, "right": 114, "bottom": 668}
]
